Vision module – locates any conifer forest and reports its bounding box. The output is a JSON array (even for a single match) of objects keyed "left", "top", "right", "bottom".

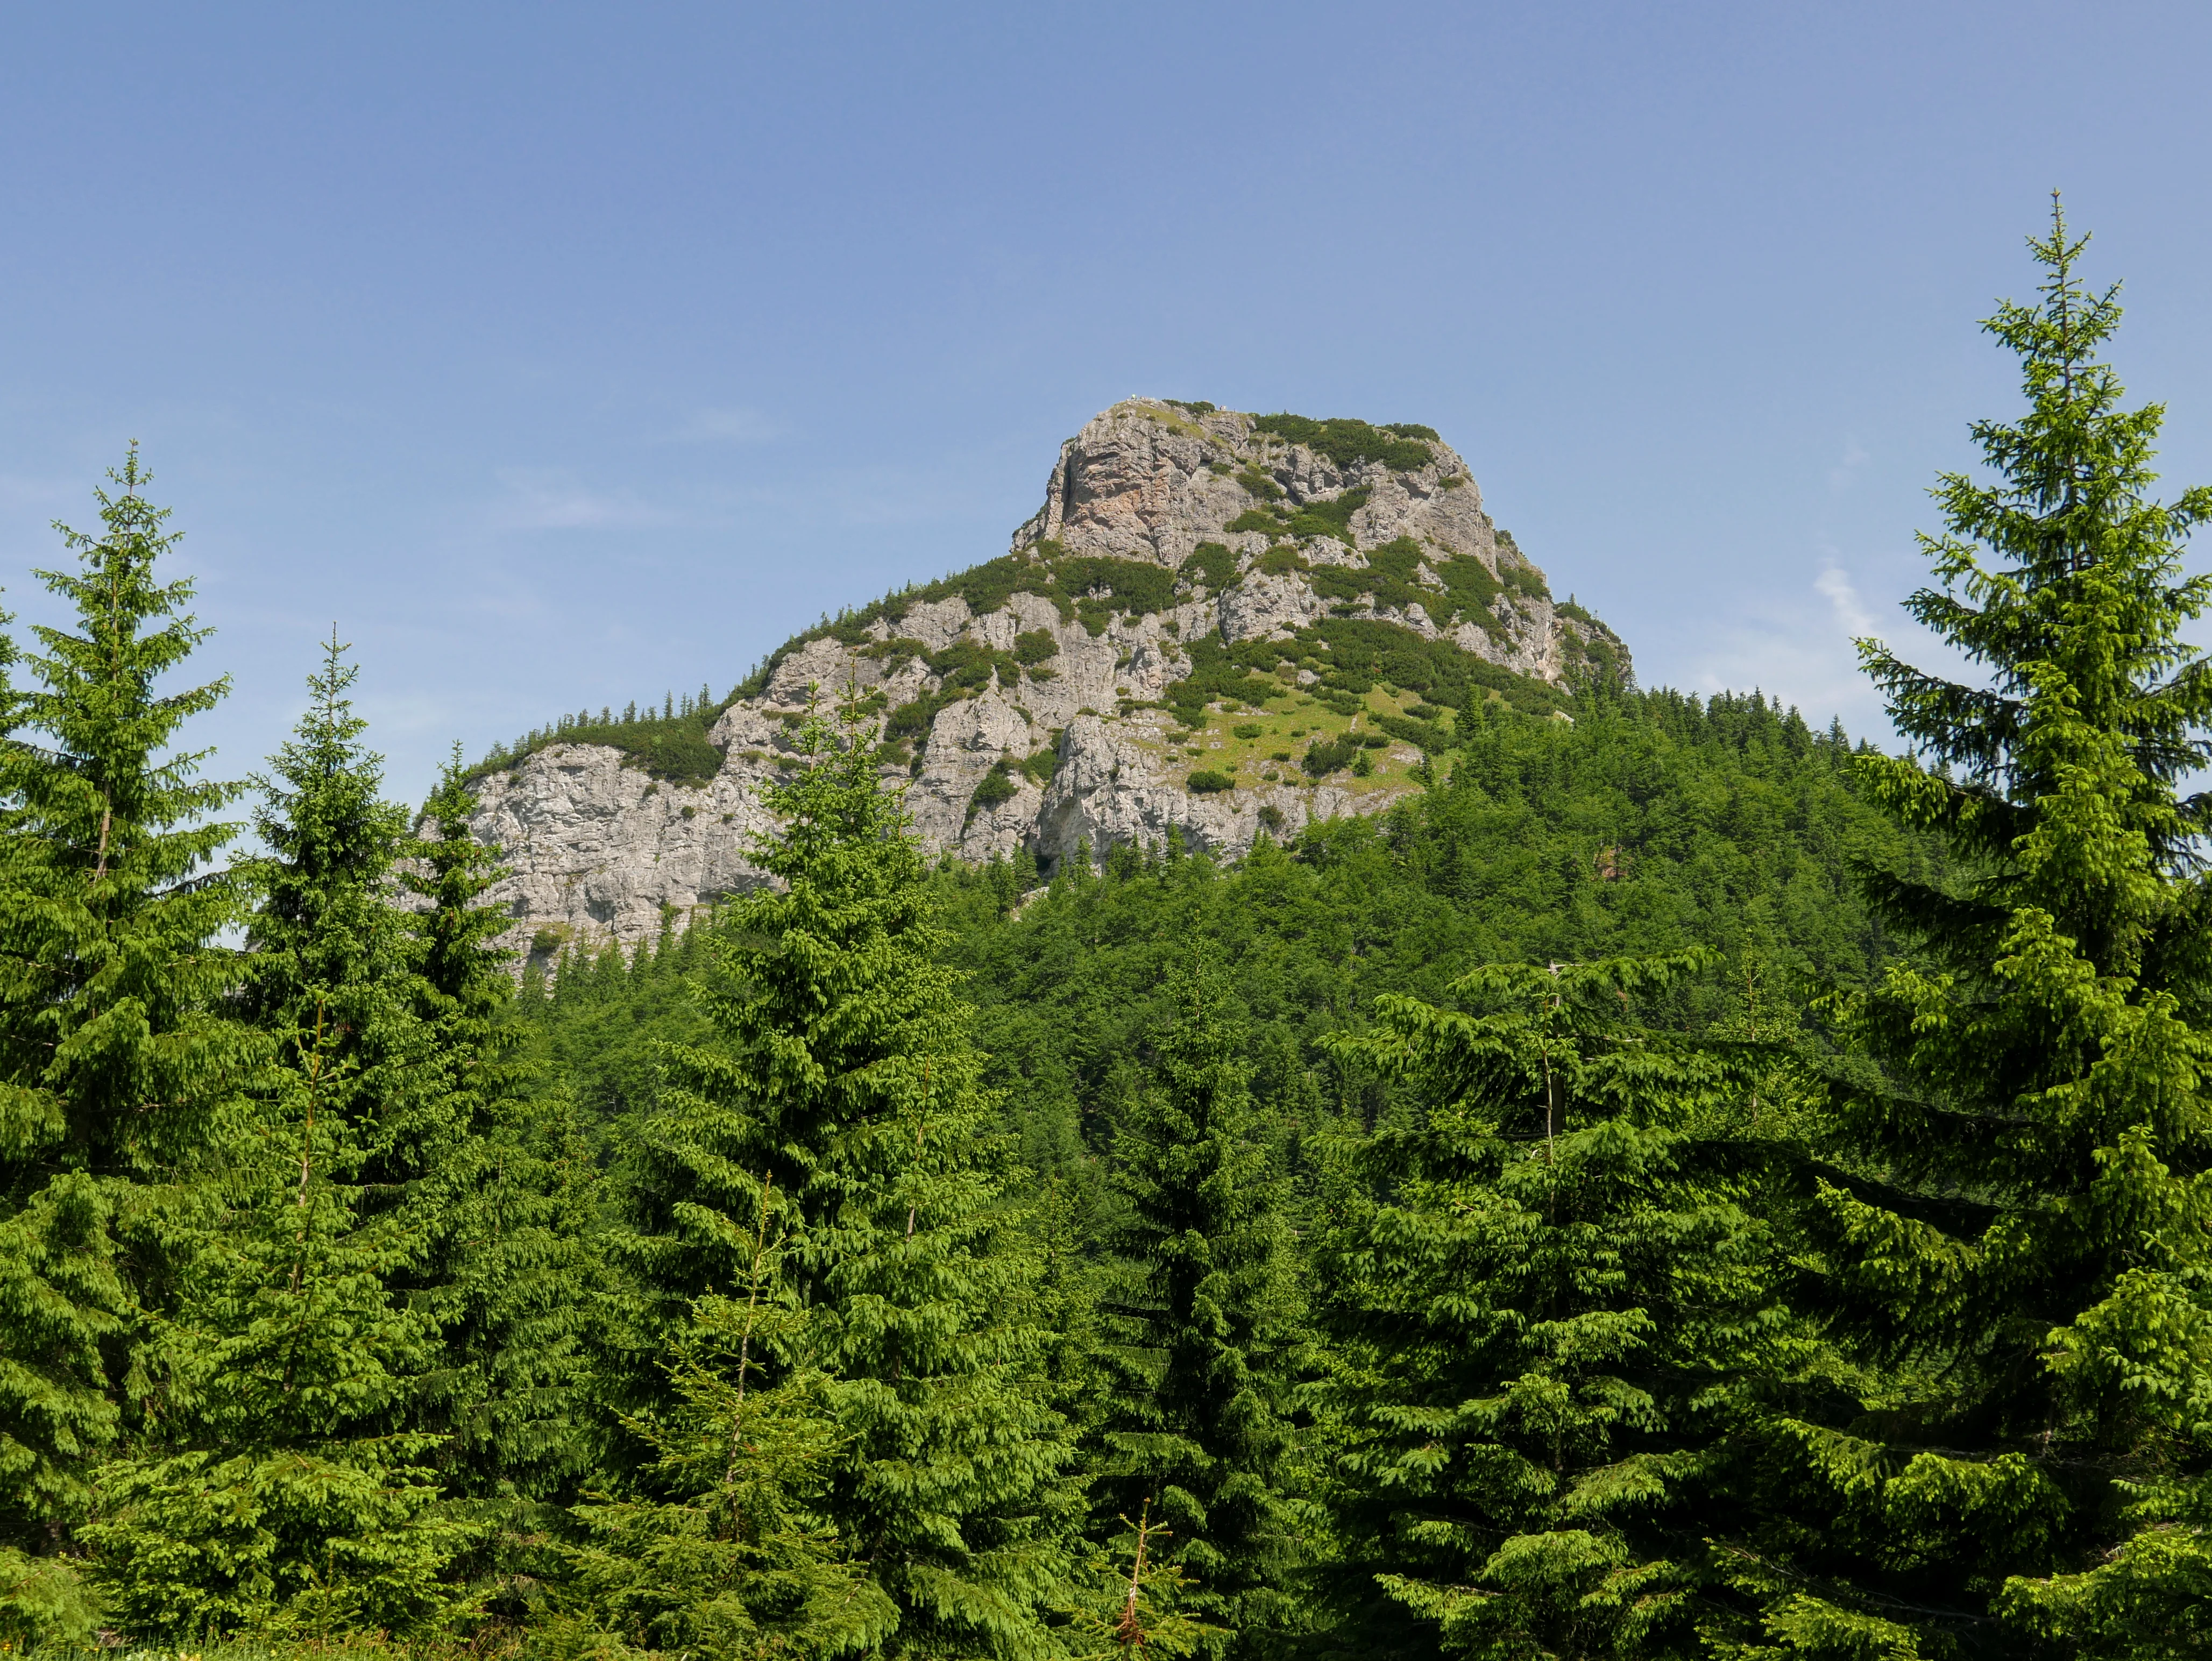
[{"left": 3, "top": 215, "right": 2208, "bottom": 1661}]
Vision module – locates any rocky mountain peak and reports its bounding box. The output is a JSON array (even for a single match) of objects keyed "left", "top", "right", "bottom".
[{"left": 460, "top": 399, "right": 1629, "bottom": 966}]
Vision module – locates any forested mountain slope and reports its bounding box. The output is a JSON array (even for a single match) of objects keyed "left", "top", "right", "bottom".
[{"left": 524, "top": 684, "right": 1938, "bottom": 1192}]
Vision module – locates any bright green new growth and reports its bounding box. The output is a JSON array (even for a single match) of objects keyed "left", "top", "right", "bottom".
[
  {"left": 0, "top": 450, "right": 257, "bottom": 1638},
  {"left": 1759, "top": 199, "right": 2212, "bottom": 1653}
]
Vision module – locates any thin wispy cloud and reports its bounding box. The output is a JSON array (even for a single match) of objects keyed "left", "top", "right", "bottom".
[
  {"left": 1816, "top": 563, "right": 1875, "bottom": 636},
  {"left": 489, "top": 468, "right": 680, "bottom": 531}
]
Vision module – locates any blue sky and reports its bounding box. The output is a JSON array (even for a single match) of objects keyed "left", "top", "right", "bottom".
[{"left": 4, "top": 1, "right": 2210, "bottom": 805}]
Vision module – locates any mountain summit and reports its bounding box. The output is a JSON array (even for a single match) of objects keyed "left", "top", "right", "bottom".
[{"left": 463, "top": 398, "right": 1628, "bottom": 961}]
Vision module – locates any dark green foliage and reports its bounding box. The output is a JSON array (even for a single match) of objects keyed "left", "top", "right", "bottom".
[
  {"left": 883, "top": 692, "right": 946, "bottom": 743},
  {"left": 0, "top": 450, "right": 258, "bottom": 1566},
  {"left": 926, "top": 637, "right": 1017, "bottom": 692},
  {"left": 1016, "top": 746, "right": 1060, "bottom": 788},
  {"left": 1309, "top": 556, "right": 1405, "bottom": 613},
  {"left": 1732, "top": 204, "right": 2212, "bottom": 1653},
  {"left": 1301, "top": 738, "right": 1357, "bottom": 777},
  {"left": 407, "top": 749, "right": 597, "bottom": 1509},
  {"left": 0, "top": 1174, "right": 122, "bottom": 1628},
  {"left": 1224, "top": 486, "right": 1377, "bottom": 550},
  {"left": 1256, "top": 545, "right": 1307, "bottom": 576},
  {"left": 932, "top": 690, "right": 1929, "bottom": 1253},
  {"left": 1013, "top": 629, "right": 1060, "bottom": 665},
  {"left": 1431, "top": 550, "right": 1504, "bottom": 628},
  {"left": 241, "top": 635, "right": 426, "bottom": 1198},
  {"left": 252, "top": 652, "right": 591, "bottom": 1532},
  {"left": 1313, "top": 954, "right": 1778, "bottom": 1660},
  {"left": 549, "top": 1193, "right": 894, "bottom": 1661},
  {"left": 1250, "top": 415, "right": 1434, "bottom": 473},
  {"left": 1500, "top": 561, "right": 1549, "bottom": 602},
  {"left": 1234, "top": 469, "right": 1282, "bottom": 502},
  {"left": 1373, "top": 713, "right": 1448, "bottom": 754},
  {"left": 1164, "top": 637, "right": 1290, "bottom": 721},
  {"left": 1183, "top": 541, "right": 1240, "bottom": 591},
  {"left": 473, "top": 695, "right": 732, "bottom": 785},
  {"left": 1160, "top": 619, "right": 1567, "bottom": 726},
  {"left": 969, "top": 758, "right": 1020, "bottom": 822},
  {"left": 1308, "top": 620, "right": 1572, "bottom": 712},
  {"left": 1307, "top": 540, "right": 1543, "bottom": 641},
  {"left": 1285, "top": 487, "right": 1371, "bottom": 545},
  {"left": 1187, "top": 770, "right": 1234, "bottom": 794},
  {"left": 1093, "top": 962, "right": 1300, "bottom": 1659},
  {"left": 82, "top": 1003, "right": 458, "bottom": 1641}
]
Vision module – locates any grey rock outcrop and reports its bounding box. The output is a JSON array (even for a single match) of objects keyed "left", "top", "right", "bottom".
[{"left": 464, "top": 400, "right": 1629, "bottom": 964}]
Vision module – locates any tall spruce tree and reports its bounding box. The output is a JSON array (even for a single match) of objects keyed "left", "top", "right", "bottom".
[
  {"left": 238, "top": 632, "right": 428, "bottom": 1192},
  {"left": 1094, "top": 959, "right": 1301, "bottom": 1661},
  {"left": 1740, "top": 204, "right": 2212, "bottom": 1655},
  {"left": 1313, "top": 953, "right": 1777, "bottom": 1661},
  {"left": 405, "top": 747, "right": 597, "bottom": 1507},
  {"left": 0, "top": 451, "right": 257, "bottom": 1617},
  {"left": 619, "top": 694, "right": 1074, "bottom": 1661},
  {"left": 82, "top": 635, "right": 457, "bottom": 1638}
]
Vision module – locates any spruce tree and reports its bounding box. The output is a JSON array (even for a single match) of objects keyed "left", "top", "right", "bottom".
[
  {"left": 236, "top": 633, "right": 432, "bottom": 1247},
  {"left": 1094, "top": 960, "right": 1301, "bottom": 1660},
  {"left": 405, "top": 747, "right": 597, "bottom": 1507},
  {"left": 1740, "top": 203, "right": 2212, "bottom": 1655},
  {"left": 619, "top": 695, "right": 1074, "bottom": 1661},
  {"left": 0, "top": 451, "right": 257, "bottom": 1588},
  {"left": 1313, "top": 953, "right": 1775, "bottom": 1661},
  {"left": 82, "top": 635, "right": 457, "bottom": 1638}
]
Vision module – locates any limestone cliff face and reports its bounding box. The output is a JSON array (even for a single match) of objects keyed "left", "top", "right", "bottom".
[{"left": 465, "top": 400, "right": 1628, "bottom": 963}]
